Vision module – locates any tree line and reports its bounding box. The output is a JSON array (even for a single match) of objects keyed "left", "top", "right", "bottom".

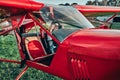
[{"left": 86, "top": 0, "right": 120, "bottom": 6}]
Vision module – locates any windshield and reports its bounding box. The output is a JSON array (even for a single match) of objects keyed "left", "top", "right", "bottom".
[
  {"left": 40, "top": 5, "right": 94, "bottom": 29},
  {"left": 32, "top": 5, "right": 95, "bottom": 42}
]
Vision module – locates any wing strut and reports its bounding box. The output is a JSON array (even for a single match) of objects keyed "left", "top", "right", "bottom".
[
  {"left": 15, "top": 66, "right": 29, "bottom": 80},
  {"left": 98, "top": 13, "right": 117, "bottom": 28}
]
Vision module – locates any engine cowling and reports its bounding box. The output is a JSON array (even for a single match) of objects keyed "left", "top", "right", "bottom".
[{"left": 66, "top": 29, "right": 120, "bottom": 80}]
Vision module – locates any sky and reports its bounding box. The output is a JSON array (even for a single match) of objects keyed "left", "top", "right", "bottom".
[{"left": 36, "top": 0, "right": 95, "bottom": 5}]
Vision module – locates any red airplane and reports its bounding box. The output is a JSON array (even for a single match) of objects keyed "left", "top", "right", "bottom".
[{"left": 0, "top": 0, "right": 120, "bottom": 80}]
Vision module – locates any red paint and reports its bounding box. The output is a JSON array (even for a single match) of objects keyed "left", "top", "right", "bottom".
[
  {"left": 0, "top": 1, "right": 120, "bottom": 80},
  {"left": 28, "top": 40, "right": 45, "bottom": 59},
  {"left": 0, "top": 0, "right": 44, "bottom": 11}
]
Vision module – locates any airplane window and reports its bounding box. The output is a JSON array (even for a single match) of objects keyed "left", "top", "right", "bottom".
[
  {"left": 40, "top": 5, "right": 94, "bottom": 30},
  {"left": 32, "top": 5, "right": 95, "bottom": 46}
]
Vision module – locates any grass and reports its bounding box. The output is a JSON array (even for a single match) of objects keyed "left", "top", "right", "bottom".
[
  {"left": 0, "top": 35, "right": 62, "bottom": 80},
  {"left": 110, "top": 22, "right": 120, "bottom": 29}
]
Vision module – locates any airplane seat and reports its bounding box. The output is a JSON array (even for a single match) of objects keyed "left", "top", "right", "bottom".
[
  {"left": 22, "top": 32, "right": 46, "bottom": 60},
  {"left": 27, "top": 40, "right": 45, "bottom": 59}
]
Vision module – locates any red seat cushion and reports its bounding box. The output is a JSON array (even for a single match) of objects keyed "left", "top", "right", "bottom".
[{"left": 28, "top": 40, "right": 45, "bottom": 59}]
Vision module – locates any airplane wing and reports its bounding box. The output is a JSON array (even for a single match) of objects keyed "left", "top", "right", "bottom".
[
  {"left": 0, "top": 0, "right": 44, "bottom": 16},
  {"left": 74, "top": 5, "right": 120, "bottom": 16},
  {"left": 0, "top": 0, "right": 44, "bottom": 11}
]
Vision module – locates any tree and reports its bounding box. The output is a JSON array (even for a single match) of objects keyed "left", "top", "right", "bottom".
[
  {"left": 64, "top": 3, "right": 70, "bottom": 6},
  {"left": 95, "top": 0, "right": 99, "bottom": 5},
  {"left": 71, "top": 3, "right": 78, "bottom": 6},
  {"left": 86, "top": 1, "right": 93, "bottom": 5},
  {"left": 102, "top": 0, "right": 108, "bottom": 6},
  {"left": 116, "top": 0, "right": 120, "bottom": 6}
]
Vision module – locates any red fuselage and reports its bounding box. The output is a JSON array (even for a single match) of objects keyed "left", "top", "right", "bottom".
[{"left": 50, "top": 28, "right": 120, "bottom": 80}]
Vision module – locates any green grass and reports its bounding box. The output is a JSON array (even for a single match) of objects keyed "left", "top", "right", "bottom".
[
  {"left": 0, "top": 35, "right": 62, "bottom": 80},
  {"left": 110, "top": 22, "right": 120, "bottom": 29}
]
